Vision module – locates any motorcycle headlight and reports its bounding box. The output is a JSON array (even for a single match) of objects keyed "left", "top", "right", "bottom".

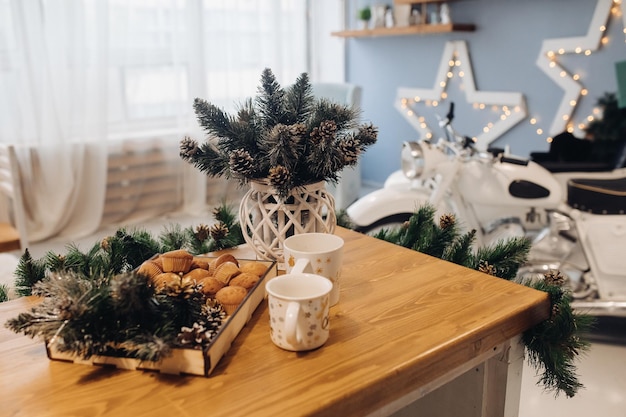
[{"left": 401, "top": 141, "right": 425, "bottom": 179}]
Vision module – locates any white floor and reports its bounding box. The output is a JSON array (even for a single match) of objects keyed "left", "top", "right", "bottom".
[
  {"left": 519, "top": 318, "right": 626, "bottom": 417},
  {"left": 4, "top": 188, "right": 626, "bottom": 417}
]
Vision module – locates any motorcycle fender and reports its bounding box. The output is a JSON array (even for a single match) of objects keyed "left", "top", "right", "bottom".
[{"left": 346, "top": 187, "right": 432, "bottom": 227}]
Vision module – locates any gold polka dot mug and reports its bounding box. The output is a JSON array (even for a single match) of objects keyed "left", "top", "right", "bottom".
[
  {"left": 265, "top": 273, "right": 332, "bottom": 351},
  {"left": 283, "top": 233, "right": 344, "bottom": 306}
]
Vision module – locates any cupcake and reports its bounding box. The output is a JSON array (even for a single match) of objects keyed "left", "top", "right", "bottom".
[
  {"left": 137, "top": 260, "right": 163, "bottom": 280},
  {"left": 199, "top": 276, "right": 225, "bottom": 296},
  {"left": 191, "top": 257, "right": 210, "bottom": 271},
  {"left": 240, "top": 262, "right": 268, "bottom": 277},
  {"left": 151, "top": 272, "right": 182, "bottom": 293},
  {"left": 214, "top": 261, "right": 241, "bottom": 285},
  {"left": 184, "top": 268, "right": 211, "bottom": 282},
  {"left": 160, "top": 249, "right": 194, "bottom": 273},
  {"left": 229, "top": 272, "right": 260, "bottom": 291},
  {"left": 215, "top": 285, "right": 248, "bottom": 315},
  {"left": 214, "top": 253, "right": 239, "bottom": 268}
]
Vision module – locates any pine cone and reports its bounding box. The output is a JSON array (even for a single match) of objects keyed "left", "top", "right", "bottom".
[
  {"left": 268, "top": 165, "right": 292, "bottom": 190},
  {"left": 550, "top": 303, "right": 561, "bottom": 321},
  {"left": 289, "top": 123, "right": 307, "bottom": 141},
  {"left": 544, "top": 270, "right": 565, "bottom": 287},
  {"left": 194, "top": 224, "right": 211, "bottom": 242},
  {"left": 164, "top": 276, "right": 197, "bottom": 298},
  {"left": 177, "top": 322, "right": 211, "bottom": 347},
  {"left": 339, "top": 137, "right": 360, "bottom": 165},
  {"left": 209, "top": 222, "right": 229, "bottom": 241},
  {"left": 229, "top": 149, "right": 255, "bottom": 178},
  {"left": 310, "top": 127, "right": 322, "bottom": 144},
  {"left": 439, "top": 214, "right": 456, "bottom": 230},
  {"left": 319, "top": 120, "right": 337, "bottom": 141},
  {"left": 100, "top": 237, "right": 111, "bottom": 251},
  {"left": 357, "top": 123, "right": 378, "bottom": 146},
  {"left": 478, "top": 260, "right": 497, "bottom": 276},
  {"left": 180, "top": 136, "right": 200, "bottom": 161}
]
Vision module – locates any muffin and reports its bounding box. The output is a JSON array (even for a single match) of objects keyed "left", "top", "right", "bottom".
[
  {"left": 229, "top": 272, "right": 260, "bottom": 291},
  {"left": 137, "top": 260, "right": 163, "bottom": 280},
  {"left": 215, "top": 285, "right": 248, "bottom": 315},
  {"left": 199, "top": 276, "right": 225, "bottom": 296},
  {"left": 214, "top": 261, "right": 241, "bottom": 285},
  {"left": 214, "top": 253, "right": 239, "bottom": 268},
  {"left": 160, "top": 249, "right": 194, "bottom": 273},
  {"left": 240, "top": 262, "right": 268, "bottom": 277},
  {"left": 184, "top": 268, "right": 211, "bottom": 282},
  {"left": 151, "top": 272, "right": 182, "bottom": 293},
  {"left": 191, "top": 257, "right": 210, "bottom": 271}
]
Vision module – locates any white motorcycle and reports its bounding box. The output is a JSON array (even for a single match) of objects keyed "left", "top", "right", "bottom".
[{"left": 348, "top": 103, "right": 626, "bottom": 316}]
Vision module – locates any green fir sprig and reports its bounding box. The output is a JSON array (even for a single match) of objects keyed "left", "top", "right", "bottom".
[
  {"left": 180, "top": 68, "right": 378, "bottom": 199},
  {"left": 365, "top": 204, "right": 592, "bottom": 398},
  {"left": 12, "top": 203, "right": 244, "bottom": 296}
]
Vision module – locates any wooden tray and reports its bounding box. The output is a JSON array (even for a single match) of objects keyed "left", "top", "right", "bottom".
[{"left": 46, "top": 257, "right": 277, "bottom": 377}]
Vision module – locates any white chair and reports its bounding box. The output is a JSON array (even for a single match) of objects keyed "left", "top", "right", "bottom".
[
  {"left": 311, "top": 82, "right": 363, "bottom": 210},
  {"left": 0, "top": 144, "right": 29, "bottom": 252}
]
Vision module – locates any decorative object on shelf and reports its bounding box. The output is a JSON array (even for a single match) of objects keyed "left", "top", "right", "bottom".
[
  {"left": 394, "top": 3, "right": 411, "bottom": 27},
  {"left": 409, "top": 5, "right": 422, "bottom": 25},
  {"left": 384, "top": 5, "right": 395, "bottom": 28},
  {"left": 372, "top": 4, "right": 387, "bottom": 28},
  {"left": 439, "top": 2, "right": 451, "bottom": 24},
  {"left": 367, "top": 204, "right": 593, "bottom": 398},
  {"left": 179, "top": 69, "right": 378, "bottom": 262},
  {"left": 357, "top": 5, "right": 371, "bottom": 30}
]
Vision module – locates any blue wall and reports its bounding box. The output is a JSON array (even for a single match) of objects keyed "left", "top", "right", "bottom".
[{"left": 346, "top": 0, "right": 626, "bottom": 185}]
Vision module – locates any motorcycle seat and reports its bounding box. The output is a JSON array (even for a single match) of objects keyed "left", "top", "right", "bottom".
[{"left": 567, "top": 177, "right": 626, "bottom": 214}]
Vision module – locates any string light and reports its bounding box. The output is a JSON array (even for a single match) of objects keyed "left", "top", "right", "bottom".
[
  {"left": 534, "top": 0, "right": 625, "bottom": 142},
  {"left": 395, "top": 40, "right": 527, "bottom": 150}
]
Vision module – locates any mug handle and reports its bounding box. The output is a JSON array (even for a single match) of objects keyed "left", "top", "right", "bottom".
[
  {"left": 291, "top": 258, "right": 312, "bottom": 274},
  {"left": 285, "top": 301, "right": 303, "bottom": 346}
]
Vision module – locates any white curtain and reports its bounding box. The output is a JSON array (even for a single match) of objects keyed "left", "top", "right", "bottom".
[{"left": 0, "top": 0, "right": 309, "bottom": 244}]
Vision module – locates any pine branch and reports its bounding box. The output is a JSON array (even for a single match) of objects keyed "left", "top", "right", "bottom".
[
  {"left": 193, "top": 98, "right": 236, "bottom": 139},
  {"left": 307, "top": 100, "right": 357, "bottom": 133},
  {"left": 14, "top": 249, "right": 47, "bottom": 297},
  {"left": 159, "top": 223, "right": 191, "bottom": 253},
  {"left": 473, "top": 237, "right": 531, "bottom": 281},
  {"left": 0, "top": 284, "right": 8, "bottom": 302},
  {"left": 188, "top": 141, "right": 231, "bottom": 179},
  {"left": 522, "top": 279, "right": 594, "bottom": 398},
  {"left": 256, "top": 68, "right": 285, "bottom": 130},
  {"left": 284, "top": 72, "right": 314, "bottom": 125},
  {"left": 399, "top": 205, "right": 437, "bottom": 250},
  {"left": 442, "top": 229, "right": 476, "bottom": 267}
]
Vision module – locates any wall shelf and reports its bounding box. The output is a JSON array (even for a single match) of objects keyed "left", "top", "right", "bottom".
[{"left": 331, "top": 23, "right": 476, "bottom": 38}]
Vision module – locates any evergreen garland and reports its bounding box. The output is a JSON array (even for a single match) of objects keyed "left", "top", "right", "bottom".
[
  {"left": 5, "top": 202, "right": 241, "bottom": 362},
  {"left": 180, "top": 68, "right": 378, "bottom": 199},
  {"left": 371, "top": 205, "right": 592, "bottom": 398},
  {"left": 11, "top": 202, "right": 244, "bottom": 297}
]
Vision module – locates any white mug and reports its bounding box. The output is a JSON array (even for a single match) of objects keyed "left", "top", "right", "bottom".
[
  {"left": 283, "top": 233, "right": 344, "bottom": 306},
  {"left": 265, "top": 273, "right": 332, "bottom": 351}
]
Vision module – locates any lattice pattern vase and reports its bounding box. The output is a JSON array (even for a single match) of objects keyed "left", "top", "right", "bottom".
[{"left": 238, "top": 180, "right": 336, "bottom": 262}]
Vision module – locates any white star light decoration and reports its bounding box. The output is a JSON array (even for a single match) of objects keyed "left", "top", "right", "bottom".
[
  {"left": 394, "top": 40, "right": 527, "bottom": 150},
  {"left": 536, "top": 0, "right": 626, "bottom": 140}
]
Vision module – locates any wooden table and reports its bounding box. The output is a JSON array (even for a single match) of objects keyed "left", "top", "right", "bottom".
[{"left": 0, "top": 227, "right": 549, "bottom": 417}]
